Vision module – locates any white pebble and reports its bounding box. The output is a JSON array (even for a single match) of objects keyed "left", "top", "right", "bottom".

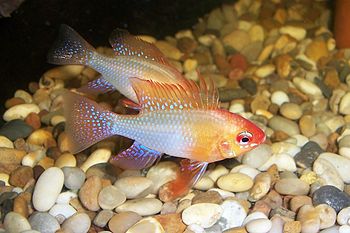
[
  {"left": 208, "top": 188, "right": 235, "bottom": 199},
  {"left": 0, "top": 136, "right": 14, "bottom": 148},
  {"left": 243, "top": 211, "right": 268, "bottom": 225},
  {"left": 182, "top": 203, "right": 223, "bottom": 228},
  {"left": 246, "top": 219, "right": 272, "bottom": 233},
  {"left": 242, "top": 144, "right": 272, "bottom": 168},
  {"left": 271, "top": 91, "right": 289, "bottom": 106},
  {"left": 258, "top": 153, "right": 297, "bottom": 172},
  {"left": 49, "top": 203, "right": 76, "bottom": 221},
  {"left": 80, "top": 148, "right": 111, "bottom": 172},
  {"left": 318, "top": 152, "right": 350, "bottom": 183},
  {"left": 3, "top": 103, "right": 40, "bottom": 121},
  {"left": 56, "top": 191, "right": 78, "bottom": 204},
  {"left": 340, "top": 225, "right": 350, "bottom": 233},
  {"left": 14, "top": 90, "right": 33, "bottom": 103},
  {"left": 217, "top": 200, "right": 247, "bottom": 231},
  {"left": 4, "top": 212, "right": 31, "bottom": 233},
  {"left": 292, "top": 77, "right": 323, "bottom": 98}
]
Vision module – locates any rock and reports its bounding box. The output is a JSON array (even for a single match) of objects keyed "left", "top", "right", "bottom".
[
  {"left": 108, "top": 211, "right": 142, "bottom": 233},
  {"left": 222, "top": 30, "right": 251, "bottom": 52},
  {"left": 249, "top": 173, "right": 271, "bottom": 201},
  {"left": 242, "top": 144, "right": 272, "bottom": 168},
  {"left": 294, "top": 141, "right": 324, "bottom": 168},
  {"left": 274, "top": 54, "right": 292, "bottom": 78},
  {"left": 337, "top": 206, "right": 350, "bottom": 225},
  {"left": 0, "top": 136, "right": 13, "bottom": 148},
  {"left": 155, "top": 41, "right": 183, "bottom": 60},
  {"left": 339, "top": 92, "right": 350, "bottom": 115},
  {"left": 29, "top": 212, "right": 60, "bottom": 233},
  {"left": 79, "top": 175, "right": 102, "bottom": 211},
  {"left": 178, "top": 38, "right": 198, "bottom": 54},
  {"left": 313, "top": 185, "right": 350, "bottom": 213},
  {"left": 98, "top": 185, "right": 126, "bottom": 210},
  {"left": 242, "top": 211, "right": 267, "bottom": 225},
  {"left": 313, "top": 158, "right": 344, "bottom": 191},
  {"left": 85, "top": 163, "right": 118, "bottom": 183},
  {"left": 270, "top": 91, "right": 290, "bottom": 106},
  {"left": 9, "top": 166, "right": 33, "bottom": 188},
  {"left": 231, "top": 165, "right": 260, "bottom": 180},
  {"left": 239, "top": 78, "right": 257, "bottom": 95},
  {"left": 217, "top": 173, "right": 254, "bottom": 192},
  {"left": 24, "top": 112, "right": 41, "bottom": 130},
  {"left": 283, "top": 221, "right": 302, "bottom": 233},
  {"left": 3, "top": 103, "right": 40, "bottom": 122},
  {"left": 32, "top": 167, "right": 64, "bottom": 211},
  {"left": 245, "top": 219, "right": 272, "bottom": 233},
  {"left": 155, "top": 213, "right": 186, "bottom": 233},
  {"left": 297, "top": 205, "right": 320, "bottom": 233},
  {"left": 258, "top": 153, "right": 297, "bottom": 172},
  {"left": 114, "top": 176, "right": 153, "bottom": 199},
  {"left": 192, "top": 190, "right": 223, "bottom": 205},
  {"left": 240, "top": 41, "right": 263, "bottom": 62},
  {"left": 13, "top": 192, "right": 31, "bottom": 218},
  {"left": 80, "top": 148, "right": 111, "bottom": 172},
  {"left": 290, "top": 195, "right": 313, "bottom": 212},
  {"left": 305, "top": 39, "right": 329, "bottom": 62},
  {"left": 275, "top": 178, "right": 310, "bottom": 196},
  {"left": 93, "top": 209, "right": 114, "bottom": 228},
  {"left": 292, "top": 77, "right": 323, "bottom": 98},
  {"left": 318, "top": 153, "right": 350, "bottom": 183},
  {"left": 54, "top": 152, "right": 76, "bottom": 168},
  {"left": 271, "top": 142, "right": 300, "bottom": 157},
  {"left": 62, "top": 166, "right": 86, "bottom": 190},
  {"left": 193, "top": 176, "right": 215, "bottom": 191},
  {"left": 126, "top": 217, "right": 165, "bottom": 233},
  {"left": 218, "top": 199, "right": 247, "bottom": 231},
  {"left": 56, "top": 191, "right": 77, "bottom": 204},
  {"left": 279, "top": 26, "right": 306, "bottom": 41},
  {"left": 61, "top": 213, "right": 91, "bottom": 233},
  {"left": 268, "top": 216, "right": 284, "bottom": 233},
  {"left": 207, "top": 165, "right": 229, "bottom": 182},
  {"left": 255, "top": 64, "right": 276, "bottom": 79},
  {"left": 182, "top": 203, "right": 223, "bottom": 228},
  {"left": 299, "top": 115, "right": 317, "bottom": 137},
  {"left": 146, "top": 161, "right": 179, "bottom": 194},
  {"left": 268, "top": 116, "right": 300, "bottom": 136},
  {"left": 48, "top": 203, "right": 76, "bottom": 223},
  {"left": 4, "top": 211, "right": 31, "bottom": 233},
  {"left": 315, "top": 204, "right": 336, "bottom": 229},
  {"left": 27, "top": 129, "right": 56, "bottom": 148},
  {"left": 279, "top": 103, "right": 303, "bottom": 120},
  {"left": 116, "top": 198, "right": 163, "bottom": 216},
  {"left": 0, "top": 120, "right": 33, "bottom": 141}
]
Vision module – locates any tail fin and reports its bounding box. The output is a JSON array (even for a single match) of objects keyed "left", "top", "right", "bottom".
[
  {"left": 62, "top": 90, "right": 118, "bottom": 153},
  {"left": 47, "top": 24, "right": 95, "bottom": 65}
]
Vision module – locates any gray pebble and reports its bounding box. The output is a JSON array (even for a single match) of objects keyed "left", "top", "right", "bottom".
[
  {"left": 313, "top": 185, "right": 350, "bottom": 213},
  {"left": 218, "top": 87, "right": 250, "bottom": 102},
  {"left": 0, "top": 120, "right": 33, "bottom": 141},
  {"left": 93, "top": 209, "right": 114, "bottom": 228},
  {"left": 294, "top": 141, "right": 324, "bottom": 168},
  {"left": 239, "top": 78, "right": 257, "bottom": 95},
  {"left": 62, "top": 167, "right": 86, "bottom": 190},
  {"left": 29, "top": 212, "right": 60, "bottom": 233},
  {"left": 268, "top": 116, "right": 300, "bottom": 136}
]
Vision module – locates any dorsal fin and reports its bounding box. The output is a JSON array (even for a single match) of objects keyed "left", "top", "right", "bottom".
[
  {"left": 109, "top": 28, "right": 170, "bottom": 65},
  {"left": 130, "top": 76, "right": 219, "bottom": 112}
]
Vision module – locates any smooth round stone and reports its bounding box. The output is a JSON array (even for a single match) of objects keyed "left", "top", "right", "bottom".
[
  {"left": 234, "top": 166, "right": 260, "bottom": 180},
  {"left": 315, "top": 204, "right": 336, "bottom": 229},
  {"left": 55, "top": 191, "right": 77, "bottom": 204},
  {"left": 258, "top": 153, "right": 297, "bottom": 172},
  {"left": 126, "top": 217, "right": 165, "bottom": 233},
  {"left": 249, "top": 173, "right": 271, "bottom": 201},
  {"left": 269, "top": 216, "right": 284, "bottom": 233},
  {"left": 62, "top": 213, "right": 91, "bottom": 233},
  {"left": 208, "top": 188, "right": 235, "bottom": 199},
  {"left": 98, "top": 185, "right": 126, "bottom": 210},
  {"left": 79, "top": 175, "right": 102, "bottom": 211},
  {"left": 217, "top": 173, "right": 253, "bottom": 192},
  {"left": 207, "top": 165, "right": 229, "bottom": 182},
  {"left": 294, "top": 141, "right": 324, "bottom": 169},
  {"left": 9, "top": 165, "right": 34, "bottom": 188},
  {"left": 114, "top": 176, "right": 153, "bottom": 199},
  {"left": 4, "top": 212, "right": 31, "bottom": 233},
  {"left": 313, "top": 158, "right": 344, "bottom": 191},
  {"left": 54, "top": 153, "right": 76, "bottom": 168},
  {"left": 243, "top": 211, "right": 267, "bottom": 225},
  {"left": 268, "top": 116, "right": 300, "bottom": 136},
  {"left": 29, "top": 212, "right": 60, "bottom": 233},
  {"left": 49, "top": 203, "right": 77, "bottom": 223},
  {"left": 271, "top": 142, "right": 300, "bottom": 157},
  {"left": 246, "top": 218, "right": 272, "bottom": 233},
  {"left": 93, "top": 209, "right": 114, "bottom": 228},
  {"left": 80, "top": 148, "right": 111, "bottom": 172},
  {"left": 192, "top": 191, "right": 223, "bottom": 205},
  {"left": 217, "top": 199, "right": 247, "bottom": 231},
  {"left": 318, "top": 152, "right": 350, "bottom": 183},
  {"left": 3, "top": 103, "right": 40, "bottom": 122},
  {"left": 290, "top": 134, "right": 309, "bottom": 147},
  {"left": 280, "top": 103, "right": 303, "bottom": 120},
  {"left": 193, "top": 176, "right": 215, "bottom": 191},
  {"left": 146, "top": 161, "right": 179, "bottom": 193},
  {"left": 182, "top": 203, "right": 223, "bottom": 228},
  {"left": 292, "top": 77, "right": 323, "bottom": 98},
  {"left": 242, "top": 144, "right": 272, "bottom": 168},
  {"left": 62, "top": 167, "right": 86, "bottom": 190},
  {"left": 313, "top": 185, "right": 350, "bottom": 213},
  {"left": 32, "top": 167, "right": 64, "bottom": 211},
  {"left": 339, "top": 92, "right": 350, "bottom": 115},
  {"left": 290, "top": 195, "right": 313, "bottom": 212},
  {"left": 0, "top": 136, "right": 14, "bottom": 148},
  {"left": 320, "top": 226, "right": 341, "bottom": 233},
  {"left": 275, "top": 178, "right": 310, "bottom": 195},
  {"left": 115, "top": 198, "right": 163, "bottom": 216},
  {"left": 340, "top": 225, "right": 350, "bottom": 233},
  {"left": 279, "top": 26, "right": 306, "bottom": 40},
  {"left": 337, "top": 206, "right": 350, "bottom": 225},
  {"left": 271, "top": 91, "right": 289, "bottom": 106},
  {"left": 0, "top": 120, "right": 33, "bottom": 141},
  {"left": 108, "top": 211, "right": 142, "bottom": 233}
]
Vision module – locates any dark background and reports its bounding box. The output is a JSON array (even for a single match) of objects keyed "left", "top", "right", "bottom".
[{"left": 0, "top": 0, "right": 234, "bottom": 117}]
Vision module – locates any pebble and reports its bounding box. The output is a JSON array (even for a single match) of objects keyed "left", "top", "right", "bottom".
[
  {"left": 340, "top": 225, "right": 350, "bottom": 233},
  {"left": 268, "top": 116, "right": 300, "bottom": 136},
  {"left": 339, "top": 92, "right": 350, "bottom": 115},
  {"left": 155, "top": 213, "right": 186, "bottom": 233},
  {"left": 222, "top": 30, "right": 251, "bottom": 52},
  {"left": 80, "top": 148, "right": 111, "bottom": 172},
  {"left": 243, "top": 211, "right": 267, "bottom": 225},
  {"left": 61, "top": 213, "right": 91, "bottom": 233},
  {"left": 0, "top": 135, "right": 14, "bottom": 148},
  {"left": 268, "top": 216, "right": 284, "bottom": 233},
  {"left": 114, "top": 176, "right": 153, "bottom": 199},
  {"left": 218, "top": 199, "right": 247, "bottom": 231},
  {"left": 313, "top": 158, "right": 344, "bottom": 191},
  {"left": 246, "top": 219, "right": 272, "bottom": 233},
  {"left": 305, "top": 39, "right": 329, "bottom": 62},
  {"left": 274, "top": 178, "right": 310, "bottom": 195},
  {"left": 62, "top": 166, "right": 86, "bottom": 190},
  {"left": 4, "top": 211, "right": 31, "bottom": 233},
  {"left": 154, "top": 41, "right": 183, "bottom": 60},
  {"left": 255, "top": 64, "right": 276, "bottom": 78},
  {"left": 108, "top": 211, "right": 142, "bottom": 233},
  {"left": 242, "top": 144, "right": 272, "bottom": 168},
  {"left": 315, "top": 204, "right": 337, "bottom": 229},
  {"left": 9, "top": 166, "right": 33, "bottom": 188},
  {"left": 297, "top": 205, "right": 320, "bottom": 233},
  {"left": 318, "top": 153, "right": 350, "bottom": 183},
  {"left": 54, "top": 152, "right": 76, "bottom": 168},
  {"left": 49, "top": 203, "right": 76, "bottom": 223},
  {"left": 32, "top": 167, "right": 64, "bottom": 211},
  {"left": 182, "top": 203, "right": 223, "bottom": 228},
  {"left": 271, "top": 142, "right": 300, "bottom": 157},
  {"left": 294, "top": 141, "right": 324, "bottom": 168},
  {"left": 192, "top": 190, "right": 223, "bottom": 205},
  {"left": 98, "top": 185, "right": 126, "bottom": 210},
  {"left": 217, "top": 172, "right": 254, "bottom": 192},
  {"left": 279, "top": 103, "right": 303, "bottom": 120},
  {"left": 337, "top": 206, "right": 350, "bottom": 225},
  {"left": 290, "top": 195, "right": 313, "bottom": 212},
  {"left": 29, "top": 212, "right": 60, "bottom": 233},
  {"left": 193, "top": 176, "right": 215, "bottom": 191},
  {"left": 0, "top": 120, "right": 33, "bottom": 141},
  {"left": 115, "top": 198, "right": 163, "bottom": 216},
  {"left": 270, "top": 91, "right": 290, "bottom": 106},
  {"left": 258, "top": 153, "right": 297, "bottom": 172},
  {"left": 283, "top": 221, "right": 302, "bottom": 233},
  {"left": 126, "top": 217, "right": 165, "bottom": 233},
  {"left": 313, "top": 185, "right": 350, "bottom": 213},
  {"left": 3, "top": 103, "right": 40, "bottom": 122},
  {"left": 292, "top": 77, "right": 323, "bottom": 98},
  {"left": 93, "top": 209, "right": 114, "bottom": 228},
  {"left": 279, "top": 26, "right": 306, "bottom": 41},
  {"left": 79, "top": 175, "right": 102, "bottom": 212},
  {"left": 249, "top": 173, "right": 271, "bottom": 201},
  {"left": 207, "top": 165, "right": 229, "bottom": 182},
  {"left": 56, "top": 190, "right": 77, "bottom": 204},
  {"left": 146, "top": 161, "right": 179, "bottom": 193}
]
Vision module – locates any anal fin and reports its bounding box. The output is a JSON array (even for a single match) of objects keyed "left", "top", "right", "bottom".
[
  {"left": 110, "top": 141, "right": 162, "bottom": 170},
  {"left": 159, "top": 159, "right": 208, "bottom": 202},
  {"left": 78, "top": 76, "right": 116, "bottom": 95}
]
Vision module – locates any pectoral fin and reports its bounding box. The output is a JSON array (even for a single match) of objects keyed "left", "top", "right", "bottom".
[
  {"left": 110, "top": 141, "right": 162, "bottom": 170},
  {"left": 159, "top": 159, "right": 208, "bottom": 202}
]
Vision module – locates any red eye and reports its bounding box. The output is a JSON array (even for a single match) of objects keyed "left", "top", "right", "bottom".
[{"left": 236, "top": 131, "right": 253, "bottom": 145}]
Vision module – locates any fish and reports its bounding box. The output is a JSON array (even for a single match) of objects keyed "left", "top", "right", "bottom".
[
  {"left": 63, "top": 76, "right": 266, "bottom": 201},
  {"left": 47, "top": 24, "right": 186, "bottom": 104}
]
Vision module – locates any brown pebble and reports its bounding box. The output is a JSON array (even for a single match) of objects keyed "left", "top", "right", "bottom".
[
  {"left": 13, "top": 192, "right": 31, "bottom": 218},
  {"left": 271, "top": 130, "right": 290, "bottom": 142},
  {"left": 5, "top": 97, "right": 25, "bottom": 109},
  {"left": 283, "top": 220, "right": 302, "bottom": 233},
  {"left": 79, "top": 175, "right": 102, "bottom": 211},
  {"left": 24, "top": 112, "right": 41, "bottom": 130},
  {"left": 289, "top": 195, "right": 312, "bottom": 213},
  {"left": 251, "top": 200, "right": 271, "bottom": 216},
  {"left": 13, "top": 138, "right": 29, "bottom": 151},
  {"left": 324, "top": 68, "right": 340, "bottom": 90},
  {"left": 9, "top": 166, "right": 33, "bottom": 188},
  {"left": 0, "top": 148, "right": 26, "bottom": 165},
  {"left": 58, "top": 132, "right": 71, "bottom": 152},
  {"left": 108, "top": 211, "right": 142, "bottom": 233},
  {"left": 266, "top": 164, "right": 280, "bottom": 185},
  {"left": 326, "top": 132, "right": 339, "bottom": 153},
  {"left": 274, "top": 54, "right": 292, "bottom": 78},
  {"left": 69, "top": 197, "right": 87, "bottom": 213},
  {"left": 262, "top": 190, "right": 283, "bottom": 209},
  {"left": 33, "top": 165, "right": 45, "bottom": 180},
  {"left": 154, "top": 213, "right": 186, "bottom": 233},
  {"left": 191, "top": 190, "right": 223, "bottom": 205}
]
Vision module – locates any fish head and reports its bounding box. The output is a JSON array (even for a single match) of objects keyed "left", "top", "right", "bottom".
[{"left": 217, "top": 112, "right": 266, "bottom": 159}]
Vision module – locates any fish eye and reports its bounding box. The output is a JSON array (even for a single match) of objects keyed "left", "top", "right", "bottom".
[{"left": 236, "top": 131, "right": 253, "bottom": 145}]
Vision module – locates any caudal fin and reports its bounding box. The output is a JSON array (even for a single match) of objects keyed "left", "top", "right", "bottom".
[
  {"left": 47, "top": 24, "right": 95, "bottom": 65},
  {"left": 62, "top": 90, "right": 118, "bottom": 153}
]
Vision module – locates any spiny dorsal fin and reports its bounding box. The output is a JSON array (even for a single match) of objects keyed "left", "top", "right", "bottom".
[
  {"left": 109, "top": 28, "right": 170, "bottom": 65},
  {"left": 130, "top": 76, "right": 219, "bottom": 112}
]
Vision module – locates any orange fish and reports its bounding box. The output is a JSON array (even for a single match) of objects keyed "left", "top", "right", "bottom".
[{"left": 63, "top": 76, "right": 265, "bottom": 201}]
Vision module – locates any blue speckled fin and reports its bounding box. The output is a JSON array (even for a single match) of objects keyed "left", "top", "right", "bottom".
[
  {"left": 110, "top": 141, "right": 162, "bottom": 170},
  {"left": 62, "top": 90, "right": 118, "bottom": 153},
  {"left": 109, "top": 28, "right": 170, "bottom": 65},
  {"left": 129, "top": 76, "right": 219, "bottom": 112},
  {"left": 78, "top": 76, "right": 116, "bottom": 95}
]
